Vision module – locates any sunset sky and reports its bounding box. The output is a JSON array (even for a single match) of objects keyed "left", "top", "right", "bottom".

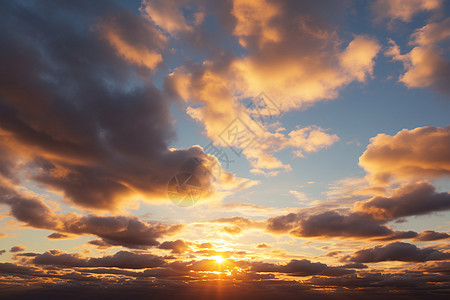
[{"left": 0, "top": 0, "right": 450, "bottom": 299}]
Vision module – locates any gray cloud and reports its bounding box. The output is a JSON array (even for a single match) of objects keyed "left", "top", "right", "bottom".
[
  {"left": 0, "top": 0, "right": 215, "bottom": 211},
  {"left": 10, "top": 246, "right": 26, "bottom": 253},
  {"left": 355, "top": 182, "right": 450, "bottom": 220},
  {"left": 0, "top": 183, "right": 182, "bottom": 249},
  {"left": 33, "top": 250, "right": 166, "bottom": 269},
  {"left": 158, "top": 239, "right": 189, "bottom": 253},
  {"left": 342, "top": 242, "right": 450, "bottom": 263}
]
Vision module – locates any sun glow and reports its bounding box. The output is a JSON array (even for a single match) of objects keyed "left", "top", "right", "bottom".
[{"left": 212, "top": 256, "right": 225, "bottom": 264}]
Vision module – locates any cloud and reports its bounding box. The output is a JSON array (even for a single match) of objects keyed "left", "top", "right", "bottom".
[
  {"left": 308, "top": 272, "right": 450, "bottom": 291},
  {"left": 386, "top": 18, "right": 450, "bottom": 94},
  {"left": 420, "top": 261, "right": 450, "bottom": 274},
  {"left": 256, "top": 243, "right": 271, "bottom": 249},
  {"left": 95, "top": 9, "right": 166, "bottom": 69},
  {"left": 342, "top": 242, "right": 450, "bottom": 263},
  {"left": 342, "top": 263, "right": 368, "bottom": 269},
  {"left": 237, "top": 259, "right": 355, "bottom": 277},
  {"left": 0, "top": 1, "right": 223, "bottom": 211},
  {"left": 47, "top": 233, "right": 70, "bottom": 240},
  {"left": 141, "top": 0, "right": 204, "bottom": 34},
  {"left": 267, "top": 180, "right": 450, "bottom": 240},
  {"left": 10, "top": 246, "right": 26, "bottom": 253},
  {"left": 359, "top": 126, "right": 450, "bottom": 184},
  {"left": 158, "top": 239, "right": 189, "bottom": 253},
  {"left": 372, "top": 0, "right": 443, "bottom": 22},
  {"left": 266, "top": 209, "right": 413, "bottom": 239},
  {"left": 33, "top": 250, "right": 166, "bottom": 269},
  {"left": 410, "top": 17, "right": 450, "bottom": 45},
  {"left": 287, "top": 211, "right": 397, "bottom": 238},
  {"left": 355, "top": 181, "right": 450, "bottom": 220},
  {"left": 197, "top": 242, "right": 213, "bottom": 249},
  {"left": 0, "top": 182, "right": 183, "bottom": 249},
  {"left": 165, "top": 0, "right": 378, "bottom": 172},
  {"left": 413, "top": 230, "right": 450, "bottom": 242}
]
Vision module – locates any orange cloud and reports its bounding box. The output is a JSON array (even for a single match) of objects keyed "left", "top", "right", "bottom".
[
  {"left": 141, "top": 0, "right": 204, "bottom": 34},
  {"left": 232, "top": 0, "right": 281, "bottom": 47},
  {"left": 372, "top": 0, "right": 443, "bottom": 22},
  {"left": 96, "top": 11, "right": 166, "bottom": 69},
  {"left": 165, "top": 1, "right": 380, "bottom": 172},
  {"left": 386, "top": 18, "right": 450, "bottom": 94},
  {"left": 359, "top": 126, "right": 450, "bottom": 184}
]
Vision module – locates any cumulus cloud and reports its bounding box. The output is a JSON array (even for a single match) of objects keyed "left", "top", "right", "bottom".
[
  {"left": 359, "top": 126, "right": 450, "bottom": 184},
  {"left": 372, "top": 0, "right": 443, "bottom": 22},
  {"left": 355, "top": 181, "right": 450, "bottom": 220},
  {"left": 165, "top": 0, "right": 378, "bottom": 172},
  {"left": 386, "top": 18, "right": 450, "bottom": 94},
  {"left": 158, "top": 239, "right": 189, "bottom": 253},
  {"left": 343, "top": 242, "right": 450, "bottom": 263}
]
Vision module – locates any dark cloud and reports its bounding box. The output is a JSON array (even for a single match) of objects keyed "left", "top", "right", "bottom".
[
  {"left": 308, "top": 272, "right": 450, "bottom": 292},
  {"left": 289, "top": 211, "right": 394, "bottom": 238},
  {"left": 237, "top": 259, "right": 354, "bottom": 277},
  {"left": 87, "top": 239, "right": 113, "bottom": 248},
  {"left": 374, "top": 230, "right": 418, "bottom": 241},
  {"left": 47, "top": 233, "right": 70, "bottom": 239},
  {"left": 342, "top": 242, "right": 450, "bottom": 263},
  {"left": 10, "top": 246, "right": 26, "bottom": 253},
  {"left": 63, "top": 215, "right": 183, "bottom": 249},
  {"left": 266, "top": 181, "right": 450, "bottom": 240},
  {"left": 421, "top": 261, "right": 450, "bottom": 275},
  {"left": 256, "top": 243, "right": 271, "bottom": 249},
  {"left": 266, "top": 213, "right": 299, "bottom": 233},
  {"left": 34, "top": 250, "right": 166, "bottom": 269},
  {"left": 355, "top": 182, "right": 450, "bottom": 220},
  {"left": 0, "top": 0, "right": 216, "bottom": 211},
  {"left": 342, "top": 263, "right": 368, "bottom": 269},
  {"left": 413, "top": 230, "right": 450, "bottom": 242},
  {"left": 0, "top": 183, "right": 183, "bottom": 249},
  {"left": 267, "top": 210, "right": 411, "bottom": 239},
  {"left": 158, "top": 239, "right": 189, "bottom": 253}
]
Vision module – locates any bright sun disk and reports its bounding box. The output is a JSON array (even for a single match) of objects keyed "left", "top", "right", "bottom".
[{"left": 212, "top": 256, "right": 224, "bottom": 263}]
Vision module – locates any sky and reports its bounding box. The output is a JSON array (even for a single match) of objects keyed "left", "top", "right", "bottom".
[{"left": 0, "top": 0, "right": 449, "bottom": 299}]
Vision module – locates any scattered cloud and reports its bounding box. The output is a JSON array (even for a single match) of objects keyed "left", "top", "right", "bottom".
[
  {"left": 372, "top": 0, "right": 443, "bottom": 22},
  {"left": 386, "top": 18, "right": 450, "bottom": 94},
  {"left": 10, "top": 245, "right": 26, "bottom": 253}
]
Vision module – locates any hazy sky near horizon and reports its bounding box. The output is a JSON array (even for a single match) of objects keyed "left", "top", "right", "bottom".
[{"left": 0, "top": 0, "right": 449, "bottom": 299}]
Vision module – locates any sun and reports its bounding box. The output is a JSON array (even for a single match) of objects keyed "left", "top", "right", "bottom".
[{"left": 212, "top": 255, "right": 225, "bottom": 264}]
